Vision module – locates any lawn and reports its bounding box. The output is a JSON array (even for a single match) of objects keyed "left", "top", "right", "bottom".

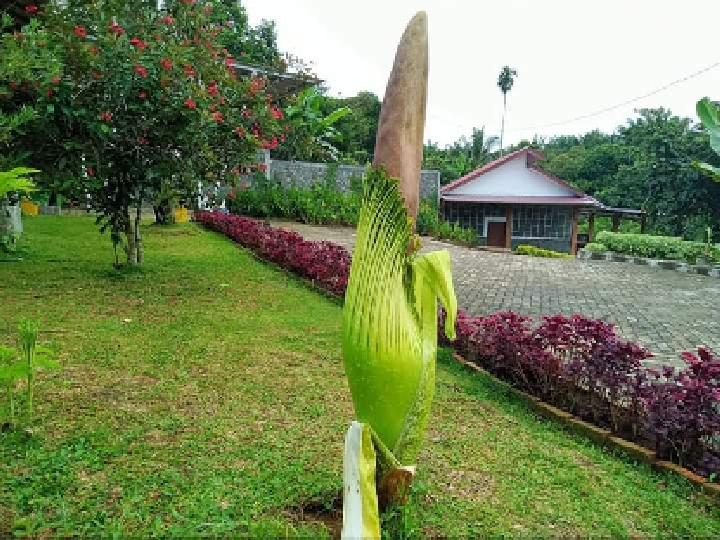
[{"left": 1, "top": 216, "right": 719, "bottom": 537}]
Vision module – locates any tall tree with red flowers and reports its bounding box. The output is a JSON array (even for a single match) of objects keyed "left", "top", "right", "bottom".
[{"left": 3, "top": 0, "right": 287, "bottom": 266}]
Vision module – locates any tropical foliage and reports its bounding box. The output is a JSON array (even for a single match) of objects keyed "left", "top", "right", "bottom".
[
  {"left": 695, "top": 97, "right": 720, "bottom": 181},
  {"left": 1, "top": 0, "right": 287, "bottom": 266}
]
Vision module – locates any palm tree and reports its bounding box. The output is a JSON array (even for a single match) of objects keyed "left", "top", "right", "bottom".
[
  {"left": 470, "top": 126, "right": 499, "bottom": 166},
  {"left": 497, "top": 66, "right": 518, "bottom": 154}
]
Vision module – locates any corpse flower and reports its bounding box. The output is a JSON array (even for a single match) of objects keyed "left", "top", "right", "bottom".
[{"left": 341, "top": 12, "right": 457, "bottom": 538}]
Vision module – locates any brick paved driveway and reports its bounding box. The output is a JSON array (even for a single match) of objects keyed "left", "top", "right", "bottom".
[{"left": 273, "top": 221, "right": 720, "bottom": 367}]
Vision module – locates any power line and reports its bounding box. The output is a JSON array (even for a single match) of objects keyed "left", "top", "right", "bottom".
[{"left": 507, "top": 60, "right": 720, "bottom": 134}]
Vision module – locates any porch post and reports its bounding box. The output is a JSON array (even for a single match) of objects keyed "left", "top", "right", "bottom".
[
  {"left": 611, "top": 214, "right": 620, "bottom": 232},
  {"left": 640, "top": 214, "right": 647, "bottom": 234},
  {"left": 587, "top": 212, "right": 595, "bottom": 243},
  {"left": 505, "top": 205, "right": 513, "bottom": 250},
  {"left": 571, "top": 207, "right": 579, "bottom": 255}
]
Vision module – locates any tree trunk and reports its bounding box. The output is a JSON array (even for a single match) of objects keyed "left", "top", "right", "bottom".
[
  {"left": 135, "top": 199, "right": 144, "bottom": 265},
  {"left": 0, "top": 198, "right": 20, "bottom": 252},
  {"left": 125, "top": 212, "right": 138, "bottom": 266},
  {"left": 499, "top": 93, "right": 507, "bottom": 154},
  {"left": 153, "top": 202, "right": 175, "bottom": 225}
]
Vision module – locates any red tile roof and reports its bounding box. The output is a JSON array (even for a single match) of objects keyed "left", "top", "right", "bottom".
[{"left": 441, "top": 194, "right": 600, "bottom": 206}]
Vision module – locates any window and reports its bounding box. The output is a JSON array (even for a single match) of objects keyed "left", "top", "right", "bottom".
[{"left": 512, "top": 205, "right": 571, "bottom": 239}]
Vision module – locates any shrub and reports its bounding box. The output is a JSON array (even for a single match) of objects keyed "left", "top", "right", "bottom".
[
  {"left": 515, "top": 244, "right": 572, "bottom": 258},
  {"left": 416, "top": 201, "right": 477, "bottom": 245},
  {"left": 196, "top": 211, "right": 350, "bottom": 296},
  {"left": 227, "top": 175, "right": 362, "bottom": 227},
  {"left": 584, "top": 242, "right": 607, "bottom": 253},
  {"left": 596, "top": 231, "right": 720, "bottom": 263},
  {"left": 646, "top": 348, "right": 720, "bottom": 475},
  {"left": 442, "top": 307, "right": 720, "bottom": 478}
]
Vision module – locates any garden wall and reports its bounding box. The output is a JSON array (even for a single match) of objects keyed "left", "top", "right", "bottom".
[{"left": 257, "top": 152, "right": 441, "bottom": 202}]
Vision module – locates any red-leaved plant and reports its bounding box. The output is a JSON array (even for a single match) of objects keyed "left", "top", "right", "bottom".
[{"left": 198, "top": 209, "right": 720, "bottom": 479}]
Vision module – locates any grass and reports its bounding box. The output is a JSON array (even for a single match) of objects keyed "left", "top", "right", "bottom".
[{"left": 1, "top": 216, "right": 719, "bottom": 537}]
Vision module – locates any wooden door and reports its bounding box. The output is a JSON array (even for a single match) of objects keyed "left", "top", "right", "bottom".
[{"left": 487, "top": 221, "right": 507, "bottom": 248}]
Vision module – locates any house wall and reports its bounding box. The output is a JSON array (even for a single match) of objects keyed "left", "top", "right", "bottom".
[
  {"left": 442, "top": 201, "right": 574, "bottom": 252},
  {"left": 448, "top": 154, "right": 576, "bottom": 197}
]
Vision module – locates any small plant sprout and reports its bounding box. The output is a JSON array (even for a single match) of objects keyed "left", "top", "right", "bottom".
[
  {"left": 0, "top": 345, "right": 26, "bottom": 427},
  {"left": 18, "top": 319, "right": 58, "bottom": 421}
]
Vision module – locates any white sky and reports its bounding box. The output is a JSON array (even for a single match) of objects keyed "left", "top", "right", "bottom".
[{"left": 242, "top": 0, "right": 720, "bottom": 147}]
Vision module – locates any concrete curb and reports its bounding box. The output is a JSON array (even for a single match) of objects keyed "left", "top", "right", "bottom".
[
  {"left": 577, "top": 249, "right": 720, "bottom": 278},
  {"left": 451, "top": 351, "right": 720, "bottom": 500}
]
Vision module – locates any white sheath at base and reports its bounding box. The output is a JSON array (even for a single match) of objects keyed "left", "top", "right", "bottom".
[{"left": 342, "top": 421, "right": 381, "bottom": 539}]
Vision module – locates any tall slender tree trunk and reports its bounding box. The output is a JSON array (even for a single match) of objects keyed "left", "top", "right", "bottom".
[
  {"left": 125, "top": 207, "right": 138, "bottom": 266},
  {"left": 499, "top": 92, "right": 507, "bottom": 155},
  {"left": 135, "top": 196, "right": 144, "bottom": 265}
]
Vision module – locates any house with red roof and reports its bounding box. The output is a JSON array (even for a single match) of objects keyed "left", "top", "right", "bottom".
[{"left": 440, "top": 147, "right": 601, "bottom": 253}]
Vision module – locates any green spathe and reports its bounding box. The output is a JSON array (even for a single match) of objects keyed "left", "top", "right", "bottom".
[{"left": 342, "top": 167, "right": 456, "bottom": 464}]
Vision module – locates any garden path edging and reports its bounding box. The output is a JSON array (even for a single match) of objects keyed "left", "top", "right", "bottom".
[
  {"left": 451, "top": 351, "right": 720, "bottom": 501},
  {"left": 577, "top": 249, "right": 720, "bottom": 278}
]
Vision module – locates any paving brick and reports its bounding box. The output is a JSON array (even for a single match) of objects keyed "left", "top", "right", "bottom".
[{"left": 274, "top": 221, "right": 720, "bottom": 368}]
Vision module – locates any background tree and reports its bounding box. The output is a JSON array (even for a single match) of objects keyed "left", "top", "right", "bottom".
[
  {"left": 497, "top": 65, "right": 517, "bottom": 153},
  {"left": 423, "top": 126, "right": 500, "bottom": 184},
  {"left": 273, "top": 87, "right": 349, "bottom": 162},
  {"left": 3, "top": 0, "right": 285, "bottom": 266}
]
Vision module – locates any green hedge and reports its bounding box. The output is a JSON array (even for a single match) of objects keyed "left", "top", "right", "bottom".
[
  {"left": 595, "top": 231, "right": 719, "bottom": 263},
  {"left": 584, "top": 242, "right": 607, "bottom": 253},
  {"left": 515, "top": 244, "right": 573, "bottom": 259},
  {"left": 227, "top": 175, "right": 478, "bottom": 245}
]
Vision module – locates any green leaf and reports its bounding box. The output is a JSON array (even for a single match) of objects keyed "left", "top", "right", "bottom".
[
  {"left": 342, "top": 167, "right": 457, "bottom": 464},
  {"left": 0, "top": 361, "right": 29, "bottom": 382},
  {"left": 323, "top": 107, "right": 351, "bottom": 127},
  {"left": 697, "top": 97, "right": 720, "bottom": 155},
  {"left": 694, "top": 161, "right": 720, "bottom": 182}
]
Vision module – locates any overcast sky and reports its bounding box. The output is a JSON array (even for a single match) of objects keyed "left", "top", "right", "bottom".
[{"left": 242, "top": 0, "right": 720, "bottom": 147}]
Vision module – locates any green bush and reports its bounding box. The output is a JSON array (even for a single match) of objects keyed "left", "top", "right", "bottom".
[
  {"left": 227, "top": 174, "right": 361, "bottom": 227},
  {"left": 416, "top": 201, "right": 477, "bottom": 245},
  {"left": 515, "top": 244, "right": 573, "bottom": 259},
  {"left": 595, "top": 231, "right": 720, "bottom": 263},
  {"left": 584, "top": 242, "right": 608, "bottom": 253},
  {"left": 228, "top": 179, "right": 478, "bottom": 244}
]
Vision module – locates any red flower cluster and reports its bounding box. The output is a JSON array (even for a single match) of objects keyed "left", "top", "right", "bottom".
[
  {"left": 207, "top": 81, "right": 219, "bottom": 96},
  {"left": 234, "top": 126, "right": 245, "bottom": 138},
  {"left": 261, "top": 137, "right": 279, "bottom": 150},
  {"left": 109, "top": 21, "right": 125, "bottom": 36},
  {"left": 160, "top": 15, "right": 174, "bottom": 25},
  {"left": 249, "top": 77, "right": 264, "bottom": 95},
  {"left": 134, "top": 64, "right": 148, "bottom": 78},
  {"left": 212, "top": 111, "right": 224, "bottom": 123},
  {"left": 184, "top": 97, "right": 197, "bottom": 110},
  {"left": 74, "top": 25, "right": 87, "bottom": 39},
  {"left": 270, "top": 105, "right": 284, "bottom": 120},
  {"left": 138, "top": 90, "right": 148, "bottom": 100},
  {"left": 129, "top": 37, "right": 146, "bottom": 49},
  {"left": 25, "top": 5, "right": 38, "bottom": 14},
  {"left": 160, "top": 58, "right": 173, "bottom": 71},
  {"left": 99, "top": 111, "right": 113, "bottom": 122},
  {"left": 183, "top": 64, "right": 196, "bottom": 77}
]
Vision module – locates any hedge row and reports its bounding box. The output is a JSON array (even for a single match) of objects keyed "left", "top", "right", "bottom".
[
  {"left": 444, "top": 310, "right": 720, "bottom": 478},
  {"left": 197, "top": 210, "right": 720, "bottom": 479},
  {"left": 196, "top": 211, "right": 350, "bottom": 296},
  {"left": 596, "top": 231, "right": 719, "bottom": 263}
]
